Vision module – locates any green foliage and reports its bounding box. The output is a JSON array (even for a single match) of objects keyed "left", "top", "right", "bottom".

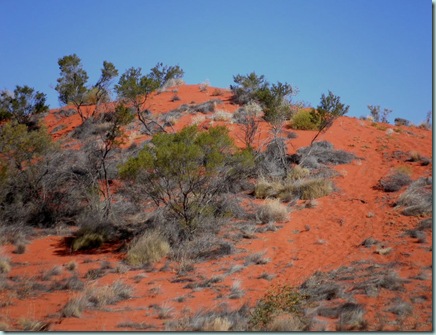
[
  {"left": 0, "top": 122, "right": 53, "bottom": 172},
  {"left": 88, "top": 61, "right": 118, "bottom": 106},
  {"left": 149, "top": 62, "right": 184, "bottom": 88},
  {"left": 308, "top": 91, "right": 349, "bottom": 145},
  {"left": 56, "top": 55, "right": 119, "bottom": 121},
  {"left": 230, "top": 72, "right": 269, "bottom": 105},
  {"left": 115, "top": 67, "right": 158, "bottom": 111},
  {"left": 55, "top": 54, "right": 89, "bottom": 118},
  {"left": 0, "top": 86, "right": 48, "bottom": 125},
  {"left": 230, "top": 72, "right": 295, "bottom": 125},
  {"left": 120, "top": 126, "right": 254, "bottom": 235},
  {"left": 250, "top": 284, "right": 308, "bottom": 330},
  {"left": 291, "top": 110, "right": 319, "bottom": 130}
]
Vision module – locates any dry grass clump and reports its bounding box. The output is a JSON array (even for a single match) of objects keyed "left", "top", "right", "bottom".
[
  {"left": 255, "top": 167, "right": 333, "bottom": 201},
  {"left": 387, "top": 298, "right": 412, "bottom": 316},
  {"left": 256, "top": 199, "right": 288, "bottom": 223},
  {"left": 267, "top": 313, "right": 307, "bottom": 331},
  {"left": 72, "top": 232, "right": 105, "bottom": 252},
  {"left": 290, "top": 110, "right": 319, "bottom": 130},
  {"left": 61, "top": 296, "right": 86, "bottom": 318},
  {"left": 396, "top": 177, "right": 432, "bottom": 216},
  {"left": 283, "top": 178, "right": 333, "bottom": 200},
  {"left": 336, "top": 302, "right": 367, "bottom": 330},
  {"left": 378, "top": 170, "right": 412, "bottom": 192},
  {"left": 62, "top": 280, "right": 132, "bottom": 318},
  {"left": 203, "top": 317, "right": 232, "bottom": 331},
  {"left": 0, "top": 255, "right": 11, "bottom": 274},
  {"left": 296, "top": 141, "right": 355, "bottom": 166},
  {"left": 254, "top": 177, "right": 283, "bottom": 199},
  {"left": 244, "top": 251, "right": 270, "bottom": 265},
  {"left": 229, "top": 280, "right": 245, "bottom": 299},
  {"left": 125, "top": 230, "right": 170, "bottom": 266},
  {"left": 165, "top": 303, "right": 250, "bottom": 331},
  {"left": 18, "top": 318, "right": 50, "bottom": 331},
  {"left": 250, "top": 285, "right": 308, "bottom": 331},
  {"left": 212, "top": 110, "right": 233, "bottom": 122}
]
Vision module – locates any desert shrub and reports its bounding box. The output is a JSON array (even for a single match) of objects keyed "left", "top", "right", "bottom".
[
  {"left": 212, "top": 110, "right": 232, "bottom": 121},
  {"left": 301, "top": 277, "right": 343, "bottom": 302},
  {"left": 62, "top": 296, "right": 86, "bottom": 317},
  {"left": 282, "top": 178, "right": 333, "bottom": 200},
  {"left": 286, "top": 165, "right": 310, "bottom": 180},
  {"left": 416, "top": 217, "right": 432, "bottom": 231},
  {"left": 336, "top": 302, "right": 367, "bottom": 331},
  {"left": 394, "top": 118, "right": 410, "bottom": 127},
  {"left": 191, "top": 99, "right": 223, "bottom": 114},
  {"left": 268, "top": 313, "right": 307, "bottom": 331},
  {"left": 211, "top": 88, "right": 224, "bottom": 96},
  {"left": 120, "top": 126, "right": 254, "bottom": 237},
  {"left": 255, "top": 174, "right": 333, "bottom": 201},
  {"left": 294, "top": 141, "right": 355, "bottom": 167},
  {"left": 396, "top": 177, "right": 432, "bottom": 216},
  {"left": 125, "top": 230, "right": 170, "bottom": 266},
  {"left": 166, "top": 303, "right": 250, "bottom": 331},
  {"left": 377, "top": 171, "right": 412, "bottom": 192},
  {"left": 70, "top": 209, "right": 119, "bottom": 251},
  {"left": 256, "top": 137, "right": 290, "bottom": 178},
  {"left": 173, "top": 232, "right": 233, "bottom": 261},
  {"left": 387, "top": 298, "right": 412, "bottom": 316},
  {"left": 250, "top": 285, "right": 308, "bottom": 331},
  {"left": 18, "top": 319, "right": 50, "bottom": 331},
  {"left": 290, "top": 109, "right": 319, "bottom": 130},
  {"left": 254, "top": 177, "right": 283, "bottom": 199},
  {"left": 257, "top": 199, "right": 288, "bottom": 223},
  {"left": 62, "top": 280, "right": 132, "bottom": 317},
  {"left": 233, "top": 101, "right": 263, "bottom": 124}
]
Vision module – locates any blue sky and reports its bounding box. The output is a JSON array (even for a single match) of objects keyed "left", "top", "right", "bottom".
[{"left": 0, "top": 0, "right": 432, "bottom": 124}]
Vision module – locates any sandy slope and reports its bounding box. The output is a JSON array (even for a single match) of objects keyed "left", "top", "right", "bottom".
[{"left": 0, "top": 85, "right": 432, "bottom": 331}]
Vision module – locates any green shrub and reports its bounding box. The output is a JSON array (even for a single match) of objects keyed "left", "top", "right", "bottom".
[
  {"left": 290, "top": 110, "right": 319, "bottom": 130},
  {"left": 119, "top": 126, "right": 254, "bottom": 236},
  {"left": 250, "top": 285, "right": 308, "bottom": 330},
  {"left": 126, "top": 230, "right": 170, "bottom": 266}
]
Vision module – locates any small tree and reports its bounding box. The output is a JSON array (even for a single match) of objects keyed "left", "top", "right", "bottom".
[
  {"left": 115, "top": 64, "right": 184, "bottom": 134},
  {"left": 85, "top": 103, "right": 134, "bottom": 217},
  {"left": 149, "top": 62, "right": 184, "bottom": 88},
  {"left": 90, "top": 61, "right": 119, "bottom": 116},
  {"left": 230, "top": 72, "right": 269, "bottom": 105},
  {"left": 0, "top": 86, "right": 48, "bottom": 126},
  {"left": 119, "top": 126, "right": 254, "bottom": 237},
  {"left": 55, "top": 54, "right": 89, "bottom": 122},
  {"left": 309, "top": 91, "right": 349, "bottom": 145},
  {"left": 367, "top": 105, "right": 380, "bottom": 122},
  {"left": 0, "top": 122, "right": 60, "bottom": 226},
  {"left": 381, "top": 108, "right": 392, "bottom": 123}
]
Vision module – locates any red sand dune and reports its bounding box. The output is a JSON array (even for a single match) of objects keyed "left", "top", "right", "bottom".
[{"left": 0, "top": 84, "right": 432, "bottom": 331}]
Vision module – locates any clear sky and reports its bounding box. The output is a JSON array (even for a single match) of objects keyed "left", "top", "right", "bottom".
[{"left": 0, "top": 0, "right": 432, "bottom": 124}]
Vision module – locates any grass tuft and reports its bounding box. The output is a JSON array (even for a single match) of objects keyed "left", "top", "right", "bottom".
[
  {"left": 125, "top": 230, "right": 170, "bottom": 266},
  {"left": 257, "top": 199, "right": 288, "bottom": 223}
]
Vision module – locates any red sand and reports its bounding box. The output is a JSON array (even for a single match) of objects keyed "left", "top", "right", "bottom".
[{"left": 0, "top": 84, "right": 432, "bottom": 331}]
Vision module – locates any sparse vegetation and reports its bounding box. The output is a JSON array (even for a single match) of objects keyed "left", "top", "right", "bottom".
[
  {"left": 377, "top": 170, "right": 412, "bottom": 192},
  {"left": 396, "top": 177, "right": 432, "bottom": 216},
  {"left": 125, "top": 230, "right": 170, "bottom": 266},
  {"left": 256, "top": 198, "right": 288, "bottom": 223}
]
